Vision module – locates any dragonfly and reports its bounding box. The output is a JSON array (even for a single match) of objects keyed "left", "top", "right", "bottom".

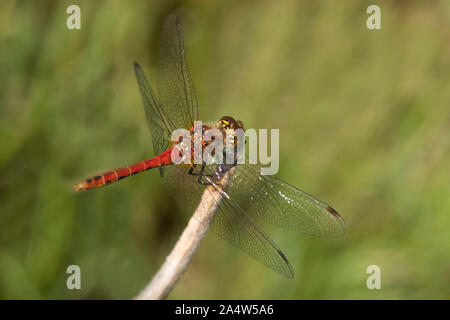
[{"left": 73, "top": 14, "right": 346, "bottom": 278}]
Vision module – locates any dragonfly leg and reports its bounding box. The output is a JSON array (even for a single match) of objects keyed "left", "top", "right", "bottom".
[
  {"left": 196, "top": 162, "right": 212, "bottom": 185},
  {"left": 189, "top": 163, "right": 212, "bottom": 178},
  {"left": 188, "top": 162, "right": 212, "bottom": 185},
  {"left": 189, "top": 164, "right": 203, "bottom": 176},
  {"left": 190, "top": 163, "right": 235, "bottom": 185}
]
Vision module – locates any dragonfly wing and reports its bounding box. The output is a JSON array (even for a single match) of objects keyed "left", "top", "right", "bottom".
[
  {"left": 163, "top": 165, "right": 294, "bottom": 278},
  {"left": 133, "top": 62, "right": 173, "bottom": 161},
  {"left": 206, "top": 181, "right": 294, "bottom": 278},
  {"left": 133, "top": 15, "right": 197, "bottom": 175},
  {"left": 157, "top": 14, "right": 198, "bottom": 130},
  {"left": 226, "top": 164, "right": 346, "bottom": 237}
]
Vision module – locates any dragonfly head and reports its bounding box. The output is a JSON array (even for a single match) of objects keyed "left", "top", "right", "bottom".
[{"left": 218, "top": 116, "right": 245, "bottom": 131}]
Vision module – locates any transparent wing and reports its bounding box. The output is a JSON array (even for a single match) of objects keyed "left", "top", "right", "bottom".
[
  {"left": 163, "top": 164, "right": 294, "bottom": 278},
  {"left": 206, "top": 180, "right": 294, "bottom": 278},
  {"left": 133, "top": 15, "right": 197, "bottom": 176},
  {"left": 226, "top": 164, "right": 346, "bottom": 237},
  {"left": 157, "top": 14, "right": 198, "bottom": 130},
  {"left": 133, "top": 62, "right": 173, "bottom": 157}
]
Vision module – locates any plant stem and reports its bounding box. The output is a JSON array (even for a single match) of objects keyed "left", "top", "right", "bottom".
[{"left": 135, "top": 167, "right": 235, "bottom": 300}]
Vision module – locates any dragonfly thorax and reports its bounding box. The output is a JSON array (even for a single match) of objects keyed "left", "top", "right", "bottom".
[{"left": 171, "top": 117, "right": 245, "bottom": 167}]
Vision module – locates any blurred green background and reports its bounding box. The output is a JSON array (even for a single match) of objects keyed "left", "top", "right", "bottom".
[{"left": 1, "top": 0, "right": 449, "bottom": 299}]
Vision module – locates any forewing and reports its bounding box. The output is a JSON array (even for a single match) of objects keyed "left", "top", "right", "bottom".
[
  {"left": 134, "top": 62, "right": 173, "bottom": 157},
  {"left": 158, "top": 14, "right": 198, "bottom": 130}
]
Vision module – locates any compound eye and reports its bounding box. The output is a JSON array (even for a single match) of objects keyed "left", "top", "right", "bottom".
[{"left": 219, "top": 119, "right": 231, "bottom": 129}]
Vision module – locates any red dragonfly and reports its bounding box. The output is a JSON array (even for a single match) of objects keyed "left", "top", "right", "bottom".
[{"left": 74, "top": 15, "right": 345, "bottom": 278}]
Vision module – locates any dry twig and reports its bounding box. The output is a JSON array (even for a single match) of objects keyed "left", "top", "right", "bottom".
[{"left": 135, "top": 167, "right": 235, "bottom": 300}]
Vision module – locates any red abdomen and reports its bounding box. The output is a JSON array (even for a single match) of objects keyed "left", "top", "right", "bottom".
[{"left": 73, "top": 147, "right": 173, "bottom": 191}]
